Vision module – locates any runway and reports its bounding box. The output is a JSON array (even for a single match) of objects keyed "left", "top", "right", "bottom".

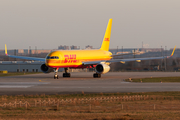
[{"left": 0, "top": 72, "right": 180, "bottom": 95}]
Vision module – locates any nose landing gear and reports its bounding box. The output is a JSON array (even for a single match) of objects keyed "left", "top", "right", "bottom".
[
  {"left": 63, "top": 68, "right": 71, "bottom": 77},
  {"left": 54, "top": 68, "right": 59, "bottom": 79}
]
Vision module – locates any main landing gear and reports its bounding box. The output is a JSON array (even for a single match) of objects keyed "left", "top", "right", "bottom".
[
  {"left": 63, "top": 68, "right": 71, "bottom": 77},
  {"left": 93, "top": 73, "right": 101, "bottom": 78},
  {"left": 54, "top": 68, "right": 101, "bottom": 78},
  {"left": 54, "top": 68, "right": 59, "bottom": 79},
  {"left": 53, "top": 68, "right": 71, "bottom": 79}
]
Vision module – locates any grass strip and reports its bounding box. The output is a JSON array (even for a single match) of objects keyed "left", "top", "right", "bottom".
[
  {"left": 1, "top": 91, "right": 180, "bottom": 101},
  {"left": 1, "top": 92, "right": 180, "bottom": 120}
]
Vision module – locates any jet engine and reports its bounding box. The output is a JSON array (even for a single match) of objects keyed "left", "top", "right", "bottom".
[
  {"left": 95, "top": 63, "right": 110, "bottom": 74},
  {"left": 40, "top": 64, "right": 54, "bottom": 73}
]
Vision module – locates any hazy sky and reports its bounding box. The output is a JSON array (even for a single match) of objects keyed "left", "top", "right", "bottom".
[{"left": 0, "top": 0, "right": 180, "bottom": 50}]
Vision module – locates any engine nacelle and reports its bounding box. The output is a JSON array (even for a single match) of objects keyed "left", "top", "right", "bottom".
[
  {"left": 95, "top": 63, "right": 110, "bottom": 74},
  {"left": 40, "top": 64, "right": 54, "bottom": 73}
]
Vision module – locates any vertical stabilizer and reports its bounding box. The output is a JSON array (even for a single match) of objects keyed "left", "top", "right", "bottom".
[{"left": 100, "top": 19, "right": 112, "bottom": 51}]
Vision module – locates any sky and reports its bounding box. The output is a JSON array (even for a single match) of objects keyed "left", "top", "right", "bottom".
[{"left": 0, "top": 0, "right": 180, "bottom": 50}]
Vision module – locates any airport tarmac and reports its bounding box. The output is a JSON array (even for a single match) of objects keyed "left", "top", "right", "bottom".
[{"left": 0, "top": 72, "right": 180, "bottom": 95}]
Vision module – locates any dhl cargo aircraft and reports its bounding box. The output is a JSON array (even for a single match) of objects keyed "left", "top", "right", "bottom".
[{"left": 5, "top": 19, "right": 176, "bottom": 79}]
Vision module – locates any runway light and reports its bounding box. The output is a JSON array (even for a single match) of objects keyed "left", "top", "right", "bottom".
[{"left": 39, "top": 80, "right": 41, "bottom": 82}]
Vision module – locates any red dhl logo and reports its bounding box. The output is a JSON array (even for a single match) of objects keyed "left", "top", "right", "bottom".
[
  {"left": 63, "top": 54, "right": 78, "bottom": 63},
  {"left": 64, "top": 54, "right": 76, "bottom": 59},
  {"left": 47, "top": 54, "right": 79, "bottom": 64},
  {"left": 104, "top": 38, "right": 109, "bottom": 41}
]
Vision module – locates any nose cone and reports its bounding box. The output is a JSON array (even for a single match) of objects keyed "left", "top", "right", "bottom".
[{"left": 45, "top": 51, "right": 61, "bottom": 68}]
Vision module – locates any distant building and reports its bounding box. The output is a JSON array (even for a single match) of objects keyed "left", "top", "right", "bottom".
[
  {"left": 85, "top": 45, "right": 93, "bottom": 49},
  {"left": 58, "top": 45, "right": 69, "bottom": 50},
  {"left": 29, "top": 49, "right": 52, "bottom": 54},
  {"left": 24, "top": 49, "right": 29, "bottom": 55},
  {"left": 139, "top": 48, "right": 163, "bottom": 52},
  {"left": 70, "top": 45, "right": 78, "bottom": 50},
  {"left": 0, "top": 61, "right": 43, "bottom": 72},
  {"left": 29, "top": 49, "right": 32, "bottom": 55},
  {"left": 0, "top": 61, "right": 63, "bottom": 72}
]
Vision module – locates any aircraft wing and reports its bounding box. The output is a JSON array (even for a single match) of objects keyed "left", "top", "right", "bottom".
[
  {"left": 107, "top": 56, "right": 167, "bottom": 63},
  {"left": 82, "top": 60, "right": 106, "bottom": 65},
  {"left": 5, "top": 44, "right": 45, "bottom": 62},
  {"left": 6, "top": 55, "right": 45, "bottom": 62},
  {"left": 83, "top": 46, "right": 176, "bottom": 65}
]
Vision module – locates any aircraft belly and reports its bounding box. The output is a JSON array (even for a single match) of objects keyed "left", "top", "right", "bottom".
[
  {"left": 47, "top": 61, "right": 82, "bottom": 68},
  {"left": 47, "top": 57, "right": 111, "bottom": 68}
]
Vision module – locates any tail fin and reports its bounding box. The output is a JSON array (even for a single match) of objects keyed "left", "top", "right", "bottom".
[{"left": 100, "top": 18, "right": 112, "bottom": 51}]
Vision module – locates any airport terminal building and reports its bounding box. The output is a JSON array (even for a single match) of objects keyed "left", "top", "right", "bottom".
[
  {"left": 0, "top": 61, "right": 44, "bottom": 72},
  {"left": 0, "top": 61, "right": 85, "bottom": 73}
]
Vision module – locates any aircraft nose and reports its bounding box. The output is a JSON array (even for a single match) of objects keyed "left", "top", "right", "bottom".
[{"left": 45, "top": 59, "right": 50, "bottom": 66}]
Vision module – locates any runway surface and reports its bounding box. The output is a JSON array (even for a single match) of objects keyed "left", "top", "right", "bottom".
[{"left": 1, "top": 72, "right": 180, "bottom": 95}]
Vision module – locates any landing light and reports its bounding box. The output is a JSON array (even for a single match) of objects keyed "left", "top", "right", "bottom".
[
  {"left": 120, "top": 61, "right": 125, "bottom": 64},
  {"left": 136, "top": 60, "right": 141, "bottom": 62}
]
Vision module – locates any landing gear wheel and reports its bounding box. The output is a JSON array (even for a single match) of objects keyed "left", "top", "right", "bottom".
[
  {"left": 54, "top": 75, "right": 59, "bottom": 79},
  {"left": 63, "top": 73, "right": 71, "bottom": 77},
  {"left": 53, "top": 68, "right": 59, "bottom": 79},
  {"left": 93, "top": 73, "right": 101, "bottom": 78}
]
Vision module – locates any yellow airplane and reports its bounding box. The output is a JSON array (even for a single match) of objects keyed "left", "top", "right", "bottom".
[{"left": 5, "top": 19, "right": 176, "bottom": 79}]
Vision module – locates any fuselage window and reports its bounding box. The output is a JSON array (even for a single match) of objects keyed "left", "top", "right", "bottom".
[
  {"left": 46, "top": 56, "right": 59, "bottom": 59},
  {"left": 46, "top": 56, "right": 50, "bottom": 59}
]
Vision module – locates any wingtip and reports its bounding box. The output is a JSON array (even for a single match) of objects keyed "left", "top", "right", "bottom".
[
  {"left": 5, "top": 44, "right": 8, "bottom": 55},
  {"left": 170, "top": 45, "right": 176, "bottom": 57},
  {"left": 109, "top": 18, "right": 113, "bottom": 23}
]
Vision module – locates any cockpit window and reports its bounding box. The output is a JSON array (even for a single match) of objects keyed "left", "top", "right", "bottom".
[{"left": 46, "top": 56, "right": 59, "bottom": 59}]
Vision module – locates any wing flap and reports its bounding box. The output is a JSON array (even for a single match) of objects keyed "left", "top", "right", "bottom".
[
  {"left": 107, "top": 56, "right": 166, "bottom": 63},
  {"left": 82, "top": 60, "right": 106, "bottom": 65},
  {"left": 7, "top": 55, "right": 45, "bottom": 62}
]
